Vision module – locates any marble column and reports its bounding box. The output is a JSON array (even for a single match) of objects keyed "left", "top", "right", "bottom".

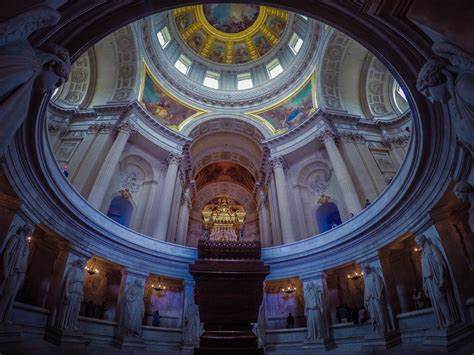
[
  {"left": 258, "top": 187, "right": 272, "bottom": 247},
  {"left": 270, "top": 157, "right": 296, "bottom": 243},
  {"left": 153, "top": 153, "right": 182, "bottom": 240},
  {"left": 176, "top": 186, "right": 191, "bottom": 245},
  {"left": 319, "top": 130, "right": 362, "bottom": 215},
  {"left": 88, "top": 122, "right": 137, "bottom": 210}
]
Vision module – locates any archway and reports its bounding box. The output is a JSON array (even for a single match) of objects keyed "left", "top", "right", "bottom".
[
  {"left": 316, "top": 202, "right": 342, "bottom": 233},
  {"left": 106, "top": 196, "right": 133, "bottom": 227}
]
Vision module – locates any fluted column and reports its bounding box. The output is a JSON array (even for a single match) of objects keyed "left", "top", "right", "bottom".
[
  {"left": 88, "top": 122, "right": 137, "bottom": 209},
  {"left": 153, "top": 153, "right": 182, "bottom": 240},
  {"left": 176, "top": 186, "right": 191, "bottom": 245},
  {"left": 318, "top": 130, "right": 362, "bottom": 215},
  {"left": 270, "top": 156, "right": 296, "bottom": 243},
  {"left": 258, "top": 187, "right": 272, "bottom": 247}
]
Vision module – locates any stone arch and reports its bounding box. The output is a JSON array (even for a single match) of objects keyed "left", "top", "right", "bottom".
[{"left": 192, "top": 151, "right": 259, "bottom": 180}]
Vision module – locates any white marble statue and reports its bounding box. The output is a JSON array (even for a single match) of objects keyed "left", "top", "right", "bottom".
[
  {"left": 118, "top": 279, "right": 145, "bottom": 337},
  {"left": 0, "top": 9, "right": 71, "bottom": 154},
  {"left": 304, "top": 282, "right": 328, "bottom": 340},
  {"left": 183, "top": 289, "right": 201, "bottom": 343},
  {"left": 417, "top": 42, "right": 474, "bottom": 151},
  {"left": 454, "top": 180, "right": 474, "bottom": 231},
  {"left": 362, "top": 264, "right": 393, "bottom": 334},
  {"left": 0, "top": 224, "right": 34, "bottom": 325},
  {"left": 415, "top": 235, "right": 461, "bottom": 329},
  {"left": 256, "top": 296, "right": 266, "bottom": 345},
  {"left": 54, "top": 258, "right": 86, "bottom": 331}
]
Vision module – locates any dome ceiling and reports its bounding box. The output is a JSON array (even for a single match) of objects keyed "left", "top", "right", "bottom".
[{"left": 174, "top": 5, "right": 289, "bottom": 65}]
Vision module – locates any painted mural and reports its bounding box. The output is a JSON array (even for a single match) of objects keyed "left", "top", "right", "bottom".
[
  {"left": 233, "top": 42, "right": 250, "bottom": 64},
  {"left": 187, "top": 30, "right": 207, "bottom": 52},
  {"left": 175, "top": 12, "right": 195, "bottom": 31},
  {"left": 203, "top": 4, "right": 260, "bottom": 33},
  {"left": 253, "top": 33, "right": 272, "bottom": 56},
  {"left": 141, "top": 72, "right": 200, "bottom": 127},
  {"left": 254, "top": 78, "right": 315, "bottom": 130},
  {"left": 195, "top": 162, "right": 256, "bottom": 191},
  {"left": 208, "top": 41, "right": 226, "bottom": 63},
  {"left": 173, "top": 5, "right": 288, "bottom": 65},
  {"left": 266, "top": 15, "right": 287, "bottom": 37}
]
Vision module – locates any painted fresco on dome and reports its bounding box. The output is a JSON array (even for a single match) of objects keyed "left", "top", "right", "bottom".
[
  {"left": 187, "top": 30, "right": 207, "bottom": 52},
  {"left": 266, "top": 16, "right": 287, "bottom": 37},
  {"left": 175, "top": 12, "right": 195, "bottom": 31},
  {"left": 141, "top": 73, "right": 199, "bottom": 127},
  {"left": 233, "top": 42, "right": 250, "bottom": 64},
  {"left": 203, "top": 4, "right": 260, "bottom": 33},
  {"left": 195, "top": 162, "right": 256, "bottom": 191},
  {"left": 208, "top": 41, "right": 226, "bottom": 63},
  {"left": 257, "top": 79, "right": 315, "bottom": 130},
  {"left": 253, "top": 33, "right": 272, "bottom": 56}
]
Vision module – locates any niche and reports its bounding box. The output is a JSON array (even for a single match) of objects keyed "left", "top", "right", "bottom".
[
  {"left": 316, "top": 202, "right": 342, "bottom": 233},
  {"left": 144, "top": 275, "right": 184, "bottom": 328},
  {"left": 264, "top": 277, "right": 304, "bottom": 329}
]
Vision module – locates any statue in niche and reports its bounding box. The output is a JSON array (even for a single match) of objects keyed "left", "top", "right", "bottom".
[
  {"left": 0, "top": 224, "right": 34, "bottom": 325},
  {"left": 304, "top": 282, "right": 328, "bottom": 341},
  {"left": 415, "top": 235, "right": 462, "bottom": 329},
  {"left": 256, "top": 292, "right": 266, "bottom": 345},
  {"left": 118, "top": 279, "right": 145, "bottom": 337},
  {"left": 54, "top": 258, "right": 86, "bottom": 330},
  {"left": 416, "top": 42, "right": 474, "bottom": 151},
  {"left": 361, "top": 263, "right": 393, "bottom": 334},
  {"left": 183, "top": 288, "right": 201, "bottom": 343},
  {"left": 454, "top": 180, "right": 474, "bottom": 232}
]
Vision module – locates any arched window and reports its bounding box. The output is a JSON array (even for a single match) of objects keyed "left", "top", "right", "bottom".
[
  {"left": 107, "top": 196, "right": 133, "bottom": 227},
  {"left": 316, "top": 202, "right": 342, "bottom": 233}
]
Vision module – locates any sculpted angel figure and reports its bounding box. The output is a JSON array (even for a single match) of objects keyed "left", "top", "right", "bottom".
[
  {"left": 416, "top": 42, "right": 474, "bottom": 151},
  {"left": 54, "top": 258, "right": 86, "bottom": 331},
  {"left": 361, "top": 264, "right": 393, "bottom": 334},
  {"left": 0, "top": 224, "right": 34, "bottom": 325},
  {"left": 118, "top": 279, "right": 145, "bottom": 337},
  {"left": 415, "top": 235, "right": 461, "bottom": 329}
]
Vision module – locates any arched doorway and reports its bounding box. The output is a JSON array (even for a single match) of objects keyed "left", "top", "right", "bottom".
[
  {"left": 316, "top": 202, "right": 342, "bottom": 233},
  {"left": 106, "top": 196, "right": 133, "bottom": 227}
]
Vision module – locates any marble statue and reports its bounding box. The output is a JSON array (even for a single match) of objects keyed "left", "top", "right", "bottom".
[
  {"left": 256, "top": 297, "right": 266, "bottom": 345},
  {"left": 415, "top": 235, "right": 461, "bottom": 329},
  {"left": 417, "top": 42, "right": 474, "bottom": 151},
  {"left": 304, "top": 282, "right": 328, "bottom": 340},
  {"left": 0, "top": 224, "right": 34, "bottom": 325},
  {"left": 0, "top": 7, "right": 71, "bottom": 154},
  {"left": 454, "top": 180, "right": 474, "bottom": 231},
  {"left": 183, "top": 289, "right": 201, "bottom": 343},
  {"left": 54, "top": 258, "right": 86, "bottom": 331},
  {"left": 361, "top": 264, "right": 393, "bottom": 334},
  {"left": 118, "top": 279, "right": 145, "bottom": 337}
]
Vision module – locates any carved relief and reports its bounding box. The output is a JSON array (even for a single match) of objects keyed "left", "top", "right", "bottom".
[
  {"left": 366, "top": 55, "right": 390, "bottom": 117},
  {"left": 111, "top": 26, "right": 138, "bottom": 101},
  {"left": 320, "top": 31, "right": 350, "bottom": 111}
]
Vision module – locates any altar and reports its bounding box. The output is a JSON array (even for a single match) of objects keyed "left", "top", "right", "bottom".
[{"left": 202, "top": 198, "right": 245, "bottom": 241}]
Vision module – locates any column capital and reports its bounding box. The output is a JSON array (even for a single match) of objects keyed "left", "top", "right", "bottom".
[
  {"left": 270, "top": 156, "right": 286, "bottom": 170},
  {"left": 317, "top": 129, "right": 338, "bottom": 144},
  {"left": 116, "top": 121, "right": 137, "bottom": 137},
  {"left": 166, "top": 152, "right": 183, "bottom": 166}
]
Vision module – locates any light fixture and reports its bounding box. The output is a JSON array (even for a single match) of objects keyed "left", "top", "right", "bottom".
[
  {"left": 26, "top": 235, "right": 33, "bottom": 244},
  {"left": 281, "top": 285, "right": 297, "bottom": 295},
  {"left": 85, "top": 259, "right": 99, "bottom": 275},
  {"left": 152, "top": 282, "right": 167, "bottom": 292},
  {"left": 347, "top": 271, "right": 364, "bottom": 280},
  {"left": 413, "top": 246, "right": 422, "bottom": 253}
]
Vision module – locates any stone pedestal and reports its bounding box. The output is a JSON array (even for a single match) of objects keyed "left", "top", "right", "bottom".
[
  {"left": 362, "top": 330, "right": 400, "bottom": 351},
  {"left": 190, "top": 240, "right": 269, "bottom": 354},
  {"left": 112, "top": 335, "right": 146, "bottom": 351},
  {"left": 0, "top": 324, "right": 22, "bottom": 344},
  {"left": 303, "top": 337, "right": 335, "bottom": 351},
  {"left": 422, "top": 323, "right": 474, "bottom": 352},
  {"left": 44, "top": 326, "right": 88, "bottom": 345}
]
